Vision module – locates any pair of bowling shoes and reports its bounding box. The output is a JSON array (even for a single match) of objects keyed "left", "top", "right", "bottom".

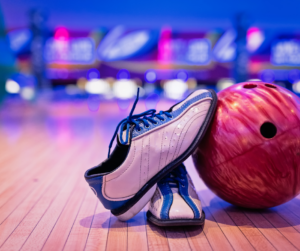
[{"left": 84, "top": 88, "right": 217, "bottom": 226}]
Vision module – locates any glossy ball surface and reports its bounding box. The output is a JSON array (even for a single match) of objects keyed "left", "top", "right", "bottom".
[{"left": 193, "top": 82, "right": 300, "bottom": 208}]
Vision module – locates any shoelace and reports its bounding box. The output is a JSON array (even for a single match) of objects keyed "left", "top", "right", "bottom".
[
  {"left": 108, "top": 88, "right": 172, "bottom": 157},
  {"left": 160, "top": 165, "right": 187, "bottom": 188}
]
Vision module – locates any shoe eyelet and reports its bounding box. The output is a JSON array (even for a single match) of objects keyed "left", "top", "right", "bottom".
[
  {"left": 137, "top": 128, "right": 141, "bottom": 132},
  {"left": 169, "top": 115, "right": 173, "bottom": 119},
  {"left": 160, "top": 118, "right": 166, "bottom": 122},
  {"left": 153, "top": 122, "right": 158, "bottom": 125},
  {"left": 145, "top": 125, "right": 150, "bottom": 128}
]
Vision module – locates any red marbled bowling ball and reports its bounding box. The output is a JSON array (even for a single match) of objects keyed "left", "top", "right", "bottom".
[{"left": 193, "top": 81, "right": 300, "bottom": 208}]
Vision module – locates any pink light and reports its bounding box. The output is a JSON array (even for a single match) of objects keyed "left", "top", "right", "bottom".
[
  {"left": 54, "top": 27, "right": 69, "bottom": 41},
  {"left": 247, "top": 27, "right": 260, "bottom": 37},
  {"left": 158, "top": 26, "right": 172, "bottom": 64},
  {"left": 247, "top": 27, "right": 264, "bottom": 52}
]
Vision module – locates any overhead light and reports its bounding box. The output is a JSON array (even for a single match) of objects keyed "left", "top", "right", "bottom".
[
  {"left": 177, "top": 71, "right": 188, "bottom": 82},
  {"left": 247, "top": 27, "right": 264, "bottom": 52},
  {"left": 260, "top": 69, "right": 275, "bottom": 83},
  {"left": 164, "top": 79, "right": 188, "bottom": 100},
  {"left": 117, "top": 69, "right": 130, "bottom": 80},
  {"left": 85, "top": 79, "right": 110, "bottom": 94},
  {"left": 20, "top": 87, "right": 35, "bottom": 100},
  {"left": 216, "top": 78, "right": 235, "bottom": 91},
  {"left": 113, "top": 79, "right": 137, "bottom": 99},
  {"left": 145, "top": 70, "right": 157, "bottom": 83},
  {"left": 5, "top": 79, "right": 20, "bottom": 94},
  {"left": 87, "top": 69, "right": 100, "bottom": 80},
  {"left": 292, "top": 81, "right": 300, "bottom": 93},
  {"left": 247, "top": 79, "right": 262, "bottom": 81},
  {"left": 54, "top": 27, "right": 69, "bottom": 41}
]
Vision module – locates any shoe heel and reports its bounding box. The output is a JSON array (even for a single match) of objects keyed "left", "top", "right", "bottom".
[{"left": 114, "top": 184, "right": 157, "bottom": 221}]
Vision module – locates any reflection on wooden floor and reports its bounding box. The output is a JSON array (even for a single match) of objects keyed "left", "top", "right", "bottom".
[{"left": 1, "top": 101, "right": 300, "bottom": 251}]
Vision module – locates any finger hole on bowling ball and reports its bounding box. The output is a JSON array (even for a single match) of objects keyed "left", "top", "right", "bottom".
[
  {"left": 260, "top": 122, "right": 277, "bottom": 139},
  {"left": 243, "top": 83, "right": 257, "bottom": 89},
  {"left": 265, "top": 84, "right": 276, "bottom": 89}
]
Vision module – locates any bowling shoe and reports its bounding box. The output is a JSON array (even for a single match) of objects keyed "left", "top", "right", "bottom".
[
  {"left": 84, "top": 88, "right": 217, "bottom": 221},
  {"left": 147, "top": 163, "right": 205, "bottom": 226}
]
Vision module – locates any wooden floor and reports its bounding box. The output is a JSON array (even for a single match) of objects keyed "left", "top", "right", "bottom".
[{"left": 1, "top": 100, "right": 300, "bottom": 251}]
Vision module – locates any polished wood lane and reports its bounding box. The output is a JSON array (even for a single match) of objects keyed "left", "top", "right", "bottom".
[{"left": 1, "top": 101, "right": 300, "bottom": 251}]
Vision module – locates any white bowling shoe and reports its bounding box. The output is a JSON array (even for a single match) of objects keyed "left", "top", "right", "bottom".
[
  {"left": 85, "top": 88, "right": 217, "bottom": 221},
  {"left": 147, "top": 163, "right": 205, "bottom": 226}
]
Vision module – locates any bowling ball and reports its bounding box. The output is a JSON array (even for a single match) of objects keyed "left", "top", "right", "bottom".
[{"left": 193, "top": 82, "right": 300, "bottom": 208}]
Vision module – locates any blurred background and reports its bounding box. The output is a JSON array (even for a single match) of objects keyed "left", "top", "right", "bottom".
[{"left": 0, "top": 0, "right": 300, "bottom": 144}]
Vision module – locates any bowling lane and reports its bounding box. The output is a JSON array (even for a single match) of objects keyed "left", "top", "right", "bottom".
[{"left": 0, "top": 99, "right": 300, "bottom": 251}]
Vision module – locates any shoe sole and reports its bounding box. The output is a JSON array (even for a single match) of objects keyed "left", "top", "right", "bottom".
[
  {"left": 112, "top": 89, "right": 218, "bottom": 220},
  {"left": 146, "top": 210, "right": 206, "bottom": 227},
  {"left": 116, "top": 184, "right": 157, "bottom": 221}
]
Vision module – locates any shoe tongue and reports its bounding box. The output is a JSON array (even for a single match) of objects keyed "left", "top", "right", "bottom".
[
  {"left": 168, "top": 174, "right": 179, "bottom": 190},
  {"left": 118, "top": 129, "right": 131, "bottom": 145},
  {"left": 171, "top": 187, "right": 179, "bottom": 193}
]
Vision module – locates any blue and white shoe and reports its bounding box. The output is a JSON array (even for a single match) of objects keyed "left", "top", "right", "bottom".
[
  {"left": 147, "top": 163, "right": 205, "bottom": 226},
  {"left": 84, "top": 89, "right": 217, "bottom": 221}
]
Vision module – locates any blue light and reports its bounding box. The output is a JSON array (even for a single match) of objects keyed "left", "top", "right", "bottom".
[
  {"left": 271, "top": 40, "right": 300, "bottom": 66},
  {"left": 98, "top": 27, "right": 158, "bottom": 61},
  {"left": 44, "top": 37, "right": 95, "bottom": 64},
  {"left": 87, "top": 68, "right": 100, "bottom": 80},
  {"left": 260, "top": 69, "right": 275, "bottom": 83},
  {"left": 7, "top": 29, "right": 32, "bottom": 54},
  {"left": 145, "top": 70, "right": 157, "bottom": 83},
  {"left": 213, "top": 29, "right": 237, "bottom": 62},
  {"left": 177, "top": 71, "right": 188, "bottom": 82},
  {"left": 288, "top": 69, "right": 300, "bottom": 83},
  {"left": 117, "top": 69, "right": 130, "bottom": 79},
  {"left": 186, "top": 39, "right": 211, "bottom": 65}
]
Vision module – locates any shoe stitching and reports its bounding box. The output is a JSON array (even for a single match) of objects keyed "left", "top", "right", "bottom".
[
  {"left": 173, "top": 108, "right": 195, "bottom": 160},
  {"left": 163, "top": 131, "right": 170, "bottom": 170},
  {"left": 141, "top": 136, "right": 149, "bottom": 188},
  {"left": 132, "top": 96, "right": 212, "bottom": 141},
  {"left": 158, "top": 128, "right": 164, "bottom": 172},
  {"left": 168, "top": 106, "right": 199, "bottom": 163},
  {"left": 162, "top": 130, "right": 171, "bottom": 169},
  {"left": 140, "top": 137, "right": 143, "bottom": 189},
  {"left": 175, "top": 110, "right": 208, "bottom": 159},
  {"left": 132, "top": 91, "right": 212, "bottom": 139},
  {"left": 167, "top": 107, "right": 196, "bottom": 163},
  {"left": 177, "top": 112, "right": 206, "bottom": 159},
  {"left": 165, "top": 120, "right": 181, "bottom": 165}
]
